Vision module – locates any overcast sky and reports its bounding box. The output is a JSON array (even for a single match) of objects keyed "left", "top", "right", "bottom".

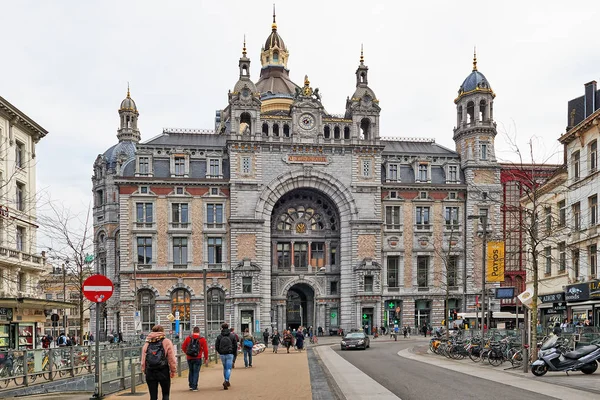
[{"left": 2, "top": 1, "right": 598, "bottom": 250}]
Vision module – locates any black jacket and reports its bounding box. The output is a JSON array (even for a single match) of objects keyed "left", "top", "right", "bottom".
[{"left": 215, "top": 329, "right": 238, "bottom": 355}]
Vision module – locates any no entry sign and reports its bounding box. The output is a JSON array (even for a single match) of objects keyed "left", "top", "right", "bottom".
[{"left": 83, "top": 274, "right": 114, "bottom": 303}]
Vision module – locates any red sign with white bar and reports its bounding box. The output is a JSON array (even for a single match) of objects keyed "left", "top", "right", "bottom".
[{"left": 82, "top": 274, "right": 114, "bottom": 303}]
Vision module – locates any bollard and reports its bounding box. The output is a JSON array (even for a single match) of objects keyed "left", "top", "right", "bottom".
[
  {"left": 130, "top": 361, "right": 137, "bottom": 394},
  {"left": 177, "top": 354, "right": 182, "bottom": 377},
  {"left": 49, "top": 349, "right": 54, "bottom": 381},
  {"left": 523, "top": 347, "right": 529, "bottom": 373},
  {"left": 70, "top": 347, "right": 75, "bottom": 377},
  {"left": 119, "top": 348, "right": 126, "bottom": 390}
]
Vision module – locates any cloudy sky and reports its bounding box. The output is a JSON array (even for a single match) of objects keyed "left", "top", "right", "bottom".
[{"left": 2, "top": 0, "right": 598, "bottom": 250}]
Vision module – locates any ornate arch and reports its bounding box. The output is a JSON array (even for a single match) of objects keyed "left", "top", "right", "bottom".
[
  {"left": 280, "top": 276, "right": 324, "bottom": 298},
  {"left": 255, "top": 169, "right": 358, "bottom": 220},
  {"left": 205, "top": 282, "right": 228, "bottom": 295},
  {"left": 137, "top": 282, "right": 160, "bottom": 298},
  {"left": 165, "top": 282, "right": 195, "bottom": 298}
]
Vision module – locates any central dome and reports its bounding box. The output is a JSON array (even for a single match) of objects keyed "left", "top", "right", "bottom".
[
  {"left": 459, "top": 70, "right": 491, "bottom": 94},
  {"left": 264, "top": 29, "right": 286, "bottom": 51}
]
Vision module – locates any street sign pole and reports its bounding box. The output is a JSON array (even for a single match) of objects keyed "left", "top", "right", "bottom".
[{"left": 93, "top": 302, "right": 101, "bottom": 399}]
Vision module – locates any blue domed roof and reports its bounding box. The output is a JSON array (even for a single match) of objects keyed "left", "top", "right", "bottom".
[
  {"left": 459, "top": 71, "right": 491, "bottom": 93},
  {"left": 103, "top": 141, "right": 136, "bottom": 168}
]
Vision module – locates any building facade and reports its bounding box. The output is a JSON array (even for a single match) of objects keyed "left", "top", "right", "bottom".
[{"left": 92, "top": 16, "right": 502, "bottom": 337}]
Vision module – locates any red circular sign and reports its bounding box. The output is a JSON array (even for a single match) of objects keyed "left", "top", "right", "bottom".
[{"left": 83, "top": 274, "right": 114, "bottom": 303}]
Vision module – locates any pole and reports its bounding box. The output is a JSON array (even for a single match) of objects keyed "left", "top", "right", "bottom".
[
  {"left": 63, "top": 264, "right": 68, "bottom": 336},
  {"left": 92, "top": 302, "right": 102, "bottom": 399},
  {"left": 522, "top": 307, "right": 529, "bottom": 373},
  {"left": 481, "top": 216, "right": 487, "bottom": 333},
  {"left": 203, "top": 269, "right": 208, "bottom": 337}
]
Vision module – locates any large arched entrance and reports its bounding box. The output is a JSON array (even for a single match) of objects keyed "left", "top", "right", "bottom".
[{"left": 286, "top": 283, "right": 314, "bottom": 330}]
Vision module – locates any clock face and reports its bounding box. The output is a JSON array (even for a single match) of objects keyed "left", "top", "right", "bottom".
[{"left": 300, "top": 114, "right": 315, "bottom": 130}]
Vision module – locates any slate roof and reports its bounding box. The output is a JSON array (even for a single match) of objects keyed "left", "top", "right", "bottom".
[
  {"left": 103, "top": 141, "right": 136, "bottom": 168},
  {"left": 382, "top": 140, "right": 458, "bottom": 156},
  {"left": 142, "top": 132, "right": 226, "bottom": 147}
]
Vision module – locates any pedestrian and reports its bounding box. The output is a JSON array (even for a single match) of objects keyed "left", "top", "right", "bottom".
[
  {"left": 229, "top": 328, "right": 239, "bottom": 368},
  {"left": 118, "top": 332, "right": 124, "bottom": 343},
  {"left": 403, "top": 326, "right": 407, "bottom": 338},
  {"left": 263, "top": 328, "right": 269, "bottom": 348},
  {"left": 141, "top": 325, "right": 177, "bottom": 400},
  {"left": 216, "top": 323, "right": 238, "bottom": 390},
  {"left": 271, "top": 329, "right": 281, "bottom": 353},
  {"left": 318, "top": 326, "right": 323, "bottom": 337},
  {"left": 295, "top": 327, "right": 305, "bottom": 352},
  {"left": 41, "top": 335, "right": 50, "bottom": 349},
  {"left": 292, "top": 329, "right": 297, "bottom": 349},
  {"left": 242, "top": 328, "right": 255, "bottom": 368},
  {"left": 181, "top": 326, "right": 209, "bottom": 392},
  {"left": 553, "top": 322, "right": 562, "bottom": 336},
  {"left": 421, "top": 324, "right": 427, "bottom": 337},
  {"left": 283, "top": 330, "right": 293, "bottom": 353},
  {"left": 57, "top": 332, "right": 68, "bottom": 347},
  {"left": 89, "top": 333, "right": 94, "bottom": 343}
]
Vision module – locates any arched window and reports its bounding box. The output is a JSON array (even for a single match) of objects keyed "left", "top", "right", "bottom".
[
  {"left": 457, "top": 106, "right": 463, "bottom": 126},
  {"left": 273, "top": 51, "right": 279, "bottom": 63},
  {"left": 262, "top": 123, "right": 269, "bottom": 136},
  {"left": 283, "top": 124, "right": 290, "bottom": 136},
  {"left": 334, "top": 126, "right": 340, "bottom": 139},
  {"left": 466, "top": 102, "right": 475, "bottom": 124},
  {"left": 324, "top": 126, "right": 330, "bottom": 139},
  {"left": 242, "top": 66, "right": 248, "bottom": 76},
  {"left": 479, "top": 100, "right": 487, "bottom": 122},
  {"left": 138, "top": 290, "right": 156, "bottom": 333},
  {"left": 207, "top": 288, "right": 225, "bottom": 333},
  {"left": 344, "top": 126, "right": 350, "bottom": 140},
  {"left": 273, "top": 123, "right": 280, "bottom": 136},
  {"left": 360, "top": 118, "right": 371, "bottom": 139},
  {"left": 171, "top": 289, "right": 191, "bottom": 333},
  {"left": 360, "top": 73, "right": 365, "bottom": 83},
  {"left": 239, "top": 112, "right": 252, "bottom": 134}
]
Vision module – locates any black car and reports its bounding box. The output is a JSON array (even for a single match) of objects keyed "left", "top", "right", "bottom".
[{"left": 340, "top": 332, "right": 370, "bottom": 350}]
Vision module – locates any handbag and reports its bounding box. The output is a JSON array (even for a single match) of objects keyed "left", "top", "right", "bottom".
[{"left": 243, "top": 338, "right": 253, "bottom": 348}]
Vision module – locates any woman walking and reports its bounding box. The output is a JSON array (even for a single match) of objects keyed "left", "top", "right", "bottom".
[
  {"left": 141, "top": 325, "right": 177, "bottom": 400},
  {"left": 242, "top": 328, "right": 255, "bottom": 368},
  {"left": 271, "top": 330, "right": 281, "bottom": 353},
  {"left": 295, "top": 327, "right": 305, "bottom": 352},
  {"left": 283, "top": 330, "right": 293, "bottom": 353}
]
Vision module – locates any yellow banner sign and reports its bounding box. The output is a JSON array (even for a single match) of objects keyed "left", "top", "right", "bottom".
[{"left": 486, "top": 241, "right": 505, "bottom": 282}]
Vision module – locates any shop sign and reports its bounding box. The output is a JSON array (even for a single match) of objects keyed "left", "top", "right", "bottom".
[
  {"left": 590, "top": 281, "right": 600, "bottom": 299},
  {"left": 553, "top": 302, "right": 567, "bottom": 311},
  {"left": 565, "top": 282, "right": 592, "bottom": 301},
  {"left": 0, "top": 308, "right": 12, "bottom": 322},
  {"left": 540, "top": 293, "right": 565, "bottom": 303},
  {"left": 241, "top": 317, "right": 252, "bottom": 324}
]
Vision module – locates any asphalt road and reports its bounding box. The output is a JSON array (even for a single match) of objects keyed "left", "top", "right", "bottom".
[{"left": 334, "top": 339, "right": 559, "bottom": 400}]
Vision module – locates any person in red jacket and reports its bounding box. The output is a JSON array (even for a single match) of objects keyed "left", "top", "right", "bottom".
[{"left": 181, "top": 326, "right": 209, "bottom": 391}]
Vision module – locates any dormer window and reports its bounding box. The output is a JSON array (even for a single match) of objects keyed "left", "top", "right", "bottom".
[
  {"left": 417, "top": 164, "right": 428, "bottom": 182},
  {"left": 171, "top": 154, "right": 188, "bottom": 177},
  {"left": 388, "top": 163, "right": 399, "bottom": 182},
  {"left": 208, "top": 159, "right": 221, "bottom": 178},
  {"left": 447, "top": 165, "right": 458, "bottom": 183},
  {"left": 137, "top": 156, "right": 151, "bottom": 175}
]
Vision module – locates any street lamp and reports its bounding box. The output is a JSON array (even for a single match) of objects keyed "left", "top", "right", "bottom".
[
  {"left": 468, "top": 214, "right": 488, "bottom": 332},
  {"left": 313, "top": 267, "right": 326, "bottom": 335}
]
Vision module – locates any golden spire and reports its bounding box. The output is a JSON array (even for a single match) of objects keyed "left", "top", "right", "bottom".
[
  {"left": 472, "top": 47, "right": 478, "bottom": 71},
  {"left": 360, "top": 44, "right": 364, "bottom": 64},
  {"left": 127, "top": 82, "right": 130, "bottom": 98},
  {"left": 242, "top": 34, "right": 247, "bottom": 57},
  {"left": 272, "top": 4, "right": 277, "bottom": 31},
  {"left": 304, "top": 75, "right": 310, "bottom": 86}
]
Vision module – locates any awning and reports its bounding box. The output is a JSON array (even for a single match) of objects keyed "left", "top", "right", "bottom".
[
  {"left": 567, "top": 300, "right": 600, "bottom": 307},
  {"left": 0, "top": 297, "right": 78, "bottom": 309}
]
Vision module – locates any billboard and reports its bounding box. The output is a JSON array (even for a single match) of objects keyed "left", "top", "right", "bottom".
[{"left": 486, "top": 241, "right": 505, "bottom": 282}]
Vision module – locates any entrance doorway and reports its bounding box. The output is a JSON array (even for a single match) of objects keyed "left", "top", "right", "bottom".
[
  {"left": 241, "top": 310, "right": 254, "bottom": 334},
  {"left": 286, "top": 283, "right": 314, "bottom": 330},
  {"left": 361, "top": 307, "right": 374, "bottom": 335}
]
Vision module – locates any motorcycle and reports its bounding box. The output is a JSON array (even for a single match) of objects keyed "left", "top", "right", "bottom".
[{"left": 531, "top": 335, "right": 600, "bottom": 377}]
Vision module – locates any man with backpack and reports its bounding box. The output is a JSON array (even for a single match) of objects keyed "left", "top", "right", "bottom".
[
  {"left": 181, "top": 326, "right": 208, "bottom": 391},
  {"left": 141, "top": 325, "right": 177, "bottom": 400},
  {"left": 215, "top": 323, "right": 238, "bottom": 390},
  {"left": 57, "top": 333, "right": 68, "bottom": 347}
]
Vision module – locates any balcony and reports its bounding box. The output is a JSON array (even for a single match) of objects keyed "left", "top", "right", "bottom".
[{"left": 0, "top": 246, "right": 45, "bottom": 270}]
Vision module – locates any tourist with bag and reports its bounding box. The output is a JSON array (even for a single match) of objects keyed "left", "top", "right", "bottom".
[
  {"left": 181, "top": 326, "right": 208, "bottom": 391},
  {"left": 242, "top": 328, "right": 255, "bottom": 368},
  {"left": 141, "top": 325, "right": 177, "bottom": 400},
  {"left": 215, "top": 323, "right": 238, "bottom": 390},
  {"left": 271, "top": 329, "right": 281, "bottom": 353}
]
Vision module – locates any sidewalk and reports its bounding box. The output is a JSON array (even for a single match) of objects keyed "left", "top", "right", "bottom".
[{"left": 105, "top": 348, "right": 312, "bottom": 400}]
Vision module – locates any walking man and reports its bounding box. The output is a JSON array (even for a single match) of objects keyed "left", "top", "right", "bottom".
[
  {"left": 242, "top": 328, "right": 255, "bottom": 367},
  {"left": 181, "top": 326, "right": 208, "bottom": 391},
  {"left": 271, "top": 329, "right": 281, "bottom": 353},
  {"left": 263, "top": 328, "right": 269, "bottom": 348},
  {"left": 216, "top": 323, "right": 238, "bottom": 390}
]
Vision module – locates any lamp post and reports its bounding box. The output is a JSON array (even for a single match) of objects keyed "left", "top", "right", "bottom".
[
  {"left": 468, "top": 214, "right": 488, "bottom": 332},
  {"left": 313, "top": 267, "right": 326, "bottom": 335}
]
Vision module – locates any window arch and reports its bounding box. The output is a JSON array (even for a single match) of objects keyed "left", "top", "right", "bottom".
[
  {"left": 273, "top": 123, "right": 280, "bottom": 136},
  {"left": 334, "top": 126, "right": 340, "bottom": 139},
  {"left": 207, "top": 288, "right": 225, "bottom": 333},
  {"left": 479, "top": 100, "right": 487, "bottom": 122},
  {"left": 324, "top": 126, "right": 331, "bottom": 139},
  {"left": 273, "top": 51, "right": 279, "bottom": 63},
  {"left": 138, "top": 290, "right": 156, "bottom": 333},
  {"left": 239, "top": 112, "right": 252, "bottom": 134},
  {"left": 360, "top": 118, "right": 371, "bottom": 139},
  {"left": 343, "top": 126, "right": 350, "bottom": 140},
  {"left": 262, "top": 123, "right": 269, "bottom": 136},
  {"left": 171, "top": 289, "right": 191, "bottom": 333},
  {"left": 466, "top": 102, "right": 475, "bottom": 124},
  {"left": 283, "top": 124, "right": 290, "bottom": 136}
]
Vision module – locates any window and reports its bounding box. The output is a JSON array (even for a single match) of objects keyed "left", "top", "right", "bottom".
[
  {"left": 417, "top": 256, "right": 429, "bottom": 287},
  {"left": 385, "top": 206, "right": 401, "bottom": 229},
  {"left": 99, "top": 254, "right": 107, "bottom": 275},
  {"left": 573, "top": 249, "right": 580, "bottom": 278},
  {"left": 171, "top": 289, "right": 190, "bottom": 332},
  {"left": 330, "top": 281, "right": 338, "bottom": 295},
  {"left": 137, "top": 237, "right": 152, "bottom": 265},
  {"left": 209, "top": 159, "right": 220, "bottom": 177},
  {"left": 420, "top": 191, "right": 428, "bottom": 199},
  {"left": 172, "top": 237, "right": 188, "bottom": 266},
  {"left": 16, "top": 182, "right": 25, "bottom": 211},
  {"left": 174, "top": 157, "right": 185, "bottom": 176},
  {"left": 545, "top": 246, "right": 552, "bottom": 275},
  {"left": 330, "top": 244, "right": 337, "bottom": 266},
  {"left": 448, "top": 165, "right": 458, "bottom": 182},
  {"left": 558, "top": 200, "right": 566, "bottom": 227},
  {"left": 18, "top": 272, "right": 26, "bottom": 292},
  {"left": 206, "top": 204, "right": 223, "bottom": 228},
  {"left": 293, "top": 242, "right": 308, "bottom": 268},
  {"left": 46, "top": 293, "right": 52, "bottom": 300},
  {"left": 573, "top": 151, "right": 580, "bottom": 179},
  {"left": 387, "top": 256, "right": 399, "bottom": 288},
  {"left": 590, "top": 245, "right": 598, "bottom": 278},
  {"left": 415, "top": 207, "right": 430, "bottom": 229},
  {"left": 277, "top": 243, "right": 291, "bottom": 269},
  {"left": 15, "top": 141, "right": 24, "bottom": 168},
  {"left": 590, "top": 195, "right": 598, "bottom": 226},
  {"left": 138, "top": 157, "right": 150, "bottom": 174},
  {"left": 558, "top": 242, "right": 566, "bottom": 272},
  {"left": 140, "top": 186, "right": 149, "bottom": 194},
  {"left": 545, "top": 207, "right": 552, "bottom": 233},
  {"left": 480, "top": 143, "right": 488, "bottom": 160},
  {"left": 136, "top": 203, "right": 153, "bottom": 226},
  {"left": 207, "top": 237, "right": 222, "bottom": 265},
  {"left": 138, "top": 290, "right": 156, "bottom": 332},
  {"left": 573, "top": 202, "right": 581, "bottom": 230},
  {"left": 242, "top": 156, "right": 251, "bottom": 174},
  {"left": 57, "top": 293, "right": 64, "bottom": 300},
  {"left": 445, "top": 207, "right": 459, "bottom": 227},
  {"left": 207, "top": 288, "right": 225, "bottom": 332},
  {"left": 388, "top": 164, "right": 398, "bottom": 181},
  {"left": 175, "top": 187, "right": 184, "bottom": 195},
  {"left": 590, "top": 141, "right": 597, "bottom": 173},
  {"left": 362, "top": 160, "right": 371, "bottom": 177},
  {"left": 242, "top": 277, "right": 252, "bottom": 294},
  {"left": 16, "top": 226, "right": 25, "bottom": 251},
  {"left": 447, "top": 255, "right": 458, "bottom": 287},
  {"left": 171, "top": 203, "right": 189, "bottom": 228},
  {"left": 310, "top": 242, "right": 324, "bottom": 267},
  {"left": 449, "top": 192, "right": 457, "bottom": 200},
  {"left": 418, "top": 164, "right": 428, "bottom": 181},
  {"left": 364, "top": 275, "right": 374, "bottom": 292}
]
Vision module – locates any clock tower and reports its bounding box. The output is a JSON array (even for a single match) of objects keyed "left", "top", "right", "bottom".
[{"left": 290, "top": 75, "right": 325, "bottom": 141}]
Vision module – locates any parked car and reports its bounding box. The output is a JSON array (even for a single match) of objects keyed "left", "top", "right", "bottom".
[{"left": 340, "top": 332, "right": 370, "bottom": 350}]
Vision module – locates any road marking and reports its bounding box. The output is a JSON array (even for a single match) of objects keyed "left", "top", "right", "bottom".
[{"left": 83, "top": 286, "right": 113, "bottom": 291}]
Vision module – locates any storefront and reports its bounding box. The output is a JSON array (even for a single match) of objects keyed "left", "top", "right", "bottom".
[
  {"left": 565, "top": 280, "right": 600, "bottom": 327},
  {"left": 539, "top": 292, "right": 567, "bottom": 329}
]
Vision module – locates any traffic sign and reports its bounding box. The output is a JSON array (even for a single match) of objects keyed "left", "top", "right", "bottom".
[
  {"left": 82, "top": 274, "right": 114, "bottom": 303},
  {"left": 51, "top": 313, "right": 59, "bottom": 322}
]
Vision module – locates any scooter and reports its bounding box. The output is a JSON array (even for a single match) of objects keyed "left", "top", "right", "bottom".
[{"left": 531, "top": 335, "right": 600, "bottom": 377}]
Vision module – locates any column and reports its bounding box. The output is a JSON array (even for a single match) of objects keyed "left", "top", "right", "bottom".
[
  {"left": 290, "top": 241, "right": 295, "bottom": 273},
  {"left": 308, "top": 241, "right": 312, "bottom": 269},
  {"left": 272, "top": 240, "right": 278, "bottom": 269},
  {"left": 324, "top": 241, "right": 329, "bottom": 267}
]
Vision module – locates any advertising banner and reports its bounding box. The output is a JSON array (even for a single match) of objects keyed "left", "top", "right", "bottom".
[{"left": 486, "top": 241, "right": 505, "bottom": 282}]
